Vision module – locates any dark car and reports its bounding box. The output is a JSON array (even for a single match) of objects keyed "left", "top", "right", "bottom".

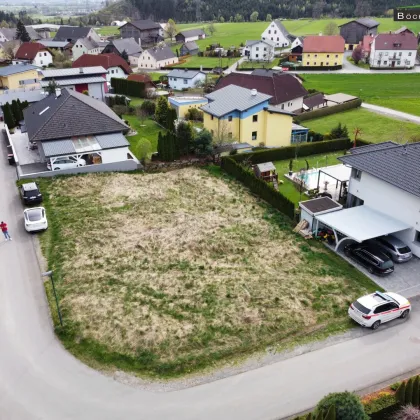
[
  {"left": 344, "top": 243, "right": 394, "bottom": 276},
  {"left": 20, "top": 182, "right": 43, "bottom": 205}
]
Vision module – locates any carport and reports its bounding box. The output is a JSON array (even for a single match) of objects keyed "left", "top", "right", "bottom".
[{"left": 314, "top": 206, "right": 411, "bottom": 250}]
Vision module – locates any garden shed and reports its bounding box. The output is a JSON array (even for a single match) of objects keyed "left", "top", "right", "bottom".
[{"left": 254, "top": 162, "right": 277, "bottom": 182}]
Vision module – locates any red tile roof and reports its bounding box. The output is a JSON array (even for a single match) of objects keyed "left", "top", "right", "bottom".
[
  {"left": 373, "top": 33, "right": 418, "bottom": 51},
  {"left": 15, "top": 42, "right": 49, "bottom": 60},
  {"left": 127, "top": 73, "right": 152, "bottom": 83},
  {"left": 362, "top": 35, "right": 374, "bottom": 53},
  {"left": 214, "top": 73, "right": 307, "bottom": 106},
  {"left": 303, "top": 35, "right": 345, "bottom": 53},
  {"left": 72, "top": 53, "right": 132, "bottom": 74}
]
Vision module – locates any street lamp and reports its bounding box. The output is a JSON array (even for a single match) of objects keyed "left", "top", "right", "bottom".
[{"left": 41, "top": 270, "right": 63, "bottom": 327}]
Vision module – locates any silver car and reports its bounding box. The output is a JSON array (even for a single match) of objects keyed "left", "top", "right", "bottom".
[{"left": 371, "top": 235, "right": 412, "bottom": 263}]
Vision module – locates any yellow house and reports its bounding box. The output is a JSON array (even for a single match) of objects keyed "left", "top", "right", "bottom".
[
  {"left": 201, "top": 85, "right": 296, "bottom": 148},
  {"left": 168, "top": 96, "right": 208, "bottom": 119},
  {"left": 302, "top": 35, "right": 345, "bottom": 67},
  {"left": 0, "top": 64, "right": 40, "bottom": 91}
]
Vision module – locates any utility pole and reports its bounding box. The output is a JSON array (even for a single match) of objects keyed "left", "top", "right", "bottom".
[{"left": 42, "top": 271, "right": 63, "bottom": 327}]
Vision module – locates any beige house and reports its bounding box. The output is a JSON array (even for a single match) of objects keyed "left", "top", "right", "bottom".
[
  {"left": 138, "top": 46, "right": 178, "bottom": 69},
  {"left": 72, "top": 37, "right": 107, "bottom": 61}
]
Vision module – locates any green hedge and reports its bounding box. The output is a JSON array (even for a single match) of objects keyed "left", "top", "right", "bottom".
[
  {"left": 110, "top": 78, "right": 146, "bottom": 97},
  {"left": 294, "top": 99, "right": 362, "bottom": 123},
  {"left": 286, "top": 65, "right": 342, "bottom": 71},
  {"left": 230, "top": 138, "right": 352, "bottom": 164},
  {"left": 221, "top": 157, "right": 295, "bottom": 219}
]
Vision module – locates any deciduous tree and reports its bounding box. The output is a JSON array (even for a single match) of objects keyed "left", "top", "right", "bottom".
[
  {"left": 323, "top": 21, "right": 338, "bottom": 35},
  {"left": 266, "top": 14, "right": 272, "bottom": 21},
  {"left": 352, "top": 45, "right": 363, "bottom": 64},
  {"left": 165, "top": 18, "right": 177, "bottom": 40},
  {"left": 207, "top": 21, "right": 216, "bottom": 36},
  {"left": 250, "top": 11, "right": 259, "bottom": 22}
]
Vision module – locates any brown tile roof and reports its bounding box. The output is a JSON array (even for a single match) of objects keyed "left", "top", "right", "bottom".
[
  {"left": 373, "top": 33, "right": 418, "bottom": 50},
  {"left": 303, "top": 35, "right": 345, "bottom": 53},
  {"left": 127, "top": 73, "right": 156, "bottom": 87},
  {"left": 362, "top": 35, "right": 374, "bottom": 53},
  {"left": 15, "top": 42, "right": 49, "bottom": 60},
  {"left": 214, "top": 73, "right": 307, "bottom": 106},
  {"left": 72, "top": 53, "right": 132, "bottom": 74}
]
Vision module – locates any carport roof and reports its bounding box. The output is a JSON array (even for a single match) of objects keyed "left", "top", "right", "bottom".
[{"left": 315, "top": 205, "right": 411, "bottom": 243}]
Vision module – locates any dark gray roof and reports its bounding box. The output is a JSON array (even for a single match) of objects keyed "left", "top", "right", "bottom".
[
  {"left": 96, "top": 132, "right": 129, "bottom": 149},
  {"left": 182, "top": 41, "right": 199, "bottom": 51},
  {"left": 300, "top": 197, "right": 341, "bottom": 214},
  {"left": 355, "top": 18, "right": 379, "bottom": 28},
  {"left": 167, "top": 69, "right": 204, "bottom": 79},
  {"left": 349, "top": 141, "right": 398, "bottom": 154},
  {"left": 338, "top": 142, "right": 420, "bottom": 198},
  {"left": 53, "top": 26, "right": 92, "bottom": 42},
  {"left": 77, "top": 37, "right": 99, "bottom": 50},
  {"left": 0, "top": 28, "right": 16, "bottom": 41},
  {"left": 146, "top": 46, "right": 176, "bottom": 61},
  {"left": 38, "top": 40, "right": 71, "bottom": 48},
  {"left": 177, "top": 29, "right": 205, "bottom": 38},
  {"left": 25, "top": 26, "right": 40, "bottom": 40},
  {"left": 0, "top": 64, "right": 39, "bottom": 76},
  {"left": 123, "top": 20, "right": 160, "bottom": 31},
  {"left": 251, "top": 69, "right": 280, "bottom": 77},
  {"left": 41, "top": 66, "right": 106, "bottom": 78},
  {"left": 24, "top": 88, "right": 128, "bottom": 142},
  {"left": 303, "top": 93, "right": 325, "bottom": 109},
  {"left": 109, "top": 38, "right": 142, "bottom": 55},
  {"left": 256, "top": 162, "right": 276, "bottom": 172}
]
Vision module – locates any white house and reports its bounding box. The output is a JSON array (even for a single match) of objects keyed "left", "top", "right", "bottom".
[
  {"left": 167, "top": 69, "right": 206, "bottom": 90},
  {"left": 175, "top": 29, "right": 206, "bottom": 43},
  {"left": 261, "top": 20, "right": 291, "bottom": 48},
  {"left": 314, "top": 142, "right": 420, "bottom": 258},
  {"left": 291, "top": 36, "right": 304, "bottom": 50},
  {"left": 13, "top": 42, "right": 53, "bottom": 67},
  {"left": 111, "top": 20, "right": 127, "bottom": 27},
  {"left": 72, "top": 37, "right": 106, "bottom": 61},
  {"left": 159, "top": 23, "right": 167, "bottom": 38},
  {"left": 242, "top": 40, "right": 275, "bottom": 61},
  {"left": 137, "top": 46, "right": 178, "bottom": 69},
  {"left": 369, "top": 32, "right": 417, "bottom": 69}
]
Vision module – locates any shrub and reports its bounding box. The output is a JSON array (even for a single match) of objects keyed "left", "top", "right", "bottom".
[
  {"left": 294, "top": 99, "right": 362, "bottom": 123},
  {"left": 413, "top": 377, "right": 420, "bottom": 406},
  {"left": 396, "top": 382, "right": 407, "bottom": 404},
  {"left": 315, "top": 391, "right": 368, "bottom": 420},
  {"left": 364, "top": 392, "right": 396, "bottom": 415},
  {"left": 140, "top": 100, "right": 156, "bottom": 116},
  {"left": 406, "top": 378, "right": 414, "bottom": 405},
  {"left": 185, "top": 107, "right": 204, "bottom": 122},
  {"left": 394, "top": 405, "right": 420, "bottom": 420}
]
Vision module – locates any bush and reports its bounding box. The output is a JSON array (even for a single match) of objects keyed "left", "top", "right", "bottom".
[
  {"left": 364, "top": 393, "right": 396, "bottom": 415},
  {"left": 230, "top": 138, "right": 352, "bottom": 164},
  {"left": 185, "top": 107, "right": 204, "bottom": 122},
  {"left": 394, "top": 405, "right": 420, "bottom": 420},
  {"left": 221, "top": 157, "right": 295, "bottom": 219},
  {"left": 140, "top": 100, "right": 156, "bottom": 116},
  {"left": 286, "top": 65, "right": 342, "bottom": 71},
  {"left": 294, "top": 99, "right": 362, "bottom": 123},
  {"left": 316, "top": 392, "right": 368, "bottom": 420},
  {"left": 308, "top": 130, "right": 324, "bottom": 142}
]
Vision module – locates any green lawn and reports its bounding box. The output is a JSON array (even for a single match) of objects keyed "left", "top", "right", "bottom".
[
  {"left": 96, "top": 25, "right": 120, "bottom": 36},
  {"left": 303, "top": 108, "right": 420, "bottom": 144},
  {"left": 124, "top": 115, "right": 163, "bottom": 157},
  {"left": 238, "top": 60, "right": 281, "bottom": 69},
  {"left": 346, "top": 56, "right": 369, "bottom": 70},
  {"left": 174, "top": 55, "right": 239, "bottom": 68},
  {"left": 273, "top": 152, "right": 346, "bottom": 205},
  {"left": 302, "top": 74, "right": 420, "bottom": 116}
]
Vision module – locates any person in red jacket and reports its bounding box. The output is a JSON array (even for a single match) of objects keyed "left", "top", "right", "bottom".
[{"left": 0, "top": 221, "right": 11, "bottom": 241}]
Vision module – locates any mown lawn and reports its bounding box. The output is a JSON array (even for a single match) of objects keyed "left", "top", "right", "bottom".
[
  {"left": 95, "top": 25, "right": 120, "bottom": 36},
  {"left": 174, "top": 55, "right": 239, "bottom": 68},
  {"left": 38, "top": 167, "right": 377, "bottom": 377},
  {"left": 302, "top": 74, "right": 420, "bottom": 116},
  {"left": 303, "top": 108, "right": 420, "bottom": 144},
  {"left": 274, "top": 151, "right": 346, "bottom": 205}
]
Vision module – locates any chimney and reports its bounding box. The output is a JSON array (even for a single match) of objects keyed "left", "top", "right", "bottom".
[
  {"left": 79, "top": 67, "right": 84, "bottom": 73},
  {"left": 251, "top": 89, "right": 257, "bottom": 96}
]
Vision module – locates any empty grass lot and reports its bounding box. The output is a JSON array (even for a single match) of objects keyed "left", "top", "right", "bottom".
[
  {"left": 304, "top": 109, "right": 420, "bottom": 143},
  {"left": 173, "top": 55, "right": 239, "bottom": 68},
  {"left": 124, "top": 115, "right": 162, "bottom": 155},
  {"left": 96, "top": 25, "right": 121, "bottom": 36},
  {"left": 302, "top": 74, "right": 420, "bottom": 116},
  {"left": 39, "top": 167, "right": 377, "bottom": 377}
]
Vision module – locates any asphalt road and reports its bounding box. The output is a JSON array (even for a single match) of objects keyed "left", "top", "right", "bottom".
[{"left": 2, "top": 129, "right": 420, "bottom": 420}]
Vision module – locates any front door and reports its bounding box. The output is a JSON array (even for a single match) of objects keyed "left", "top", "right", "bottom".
[
  {"left": 320, "top": 62, "right": 324, "bottom": 66},
  {"left": 349, "top": 44, "right": 354, "bottom": 51},
  {"left": 391, "top": 61, "right": 395, "bottom": 67}
]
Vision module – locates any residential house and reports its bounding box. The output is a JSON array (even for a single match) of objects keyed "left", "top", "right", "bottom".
[
  {"left": 369, "top": 32, "right": 417, "bottom": 69},
  {"left": 38, "top": 39, "right": 72, "bottom": 54},
  {"left": 214, "top": 72, "right": 308, "bottom": 113},
  {"left": 72, "top": 53, "right": 132, "bottom": 82},
  {"left": 53, "top": 26, "right": 101, "bottom": 44},
  {"left": 180, "top": 41, "right": 199, "bottom": 56},
  {"left": 201, "top": 85, "right": 296, "bottom": 147},
  {"left": 72, "top": 37, "right": 108, "bottom": 61},
  {"left": 302, "top": 93, "right": 326, "bottom": 112},
  {"left": 242, "top": 40, "right": 275, "bottom": 61},
  {"left": 40, "top": 67, "right": 108, "bottom": 101},
  {"left": 175, "top": 29, "right": 206, "bottom": 43},
  {"left": 323, "top": 93, "right": 358, "bottom": 106},
  {"left": 289, "top": 43, "right": 303, "bottom": 62},
  {"left": 27, "top": 24, "right": 61, "bottom": 39},
  {"left": 127, "top": 73, "right": 156, "bottom": 90},
  {"left": 291, "top": 36, "right": 304, "bottom": 50},
  {"left": 110, "top": 20, "right": 127, "bottom": 27},
  {"left": 251, "top": 69, "right": 281, "bottom": 77},
  {"left": 0, "top": 64, "right": 40, "bottom": 90},
  {"left": 101, "top": 38, "right": 142, "bottom": 67},
  {"left": 0, "top": 28, "right": 16, "bottom": 42},
  {"left": 13, "top": 42, "right": 53, "bottom": 67},
  {"left": 325, "top": 141, "right": 420, "bottom": 258},
  {"left": 22, "top": 88, "right": 137, "bottom": 173},
  {"left": 137, "top": 46, "right": 178, "bottom": 69},
  {"left": 167, "top": 69, "right": 206, "bottom": 90},
  {"left": 360, "top": 34, "right": 374, "bottom": 61},
  {"left": 168, "top": 96, "right": 208, "bottom": 119},
  {"left": 302, "top": 35, "right": 345, "bottom": 67},
  {"left": 394, "top": 26, "right": 415, "bottom": 35},
  {"left": 158, "top": 23, "right": 167, "bottom": 38},
  {"left": 0, "top": 40, "right": 21, "bottom": 60},
  {"left": 261, "top": 20, "right": 292, "bottom": 48},
  {"left": 119, "top": 20, "right": 161, "bottom": 48},
  {"left": 25, "top": 26, "right": 41, "bottom": 41},
  {"left": 0, "top": 88, "right": 46, "bottom": 120},
  {"left": 339, "top": 18, "right": 379, "bottom": 51}
]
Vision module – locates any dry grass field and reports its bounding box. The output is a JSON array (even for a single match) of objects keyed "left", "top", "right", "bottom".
[{"left": 39, "top": 167, "right": 376, "bottom": 377}]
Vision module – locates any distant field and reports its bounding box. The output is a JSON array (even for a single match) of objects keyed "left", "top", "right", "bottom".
[
  {"left": 304, "top": 108, "right": 420, "bottom": 144},
  {"left": 96, "top": 26, "right": 120, "bottom": 36},
  {"left": 302, "top": 74, "right": 420, "bottom": 116}
]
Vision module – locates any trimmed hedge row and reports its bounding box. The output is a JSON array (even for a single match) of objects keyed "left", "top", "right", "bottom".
[
  {"left": 111, "top": 78, "right": 146, "bottom": 97},
  {"left": 230, "top": 138, "right": 352, "bottom": 164},
  {"left": 294, "top": 98, "right": 362, "bottom": 123},
  {"left": 162, "top": 65, "right": 228, "bottom": 70},
  {"left": 221, "top": 157, "right": 295, "bottom": 219},
  {"left": 286, "top": 65, "right": 342, "bottom": 71}
]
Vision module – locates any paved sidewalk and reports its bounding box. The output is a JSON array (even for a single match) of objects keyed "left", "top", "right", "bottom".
[{"left": 362, "top": 103, "right": 420, "bottom": 125}]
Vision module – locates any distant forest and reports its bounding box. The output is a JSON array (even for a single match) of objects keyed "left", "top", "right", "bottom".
[
  {"left": 0, "top": 10, "right": 35, "bottom": 27},
  {"left": 127, "top": 0, "right": 419, "bottom": 22}
]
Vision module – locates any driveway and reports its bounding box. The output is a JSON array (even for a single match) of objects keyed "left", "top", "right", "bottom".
[
  {"left": 362, "top": 102, "right": 420, "bottom": 125},
  {"left": 4, "top": 127, "right": 420, "bottom": 420}
]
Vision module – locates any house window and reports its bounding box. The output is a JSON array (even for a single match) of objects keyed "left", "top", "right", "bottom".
[
  {"left": 399, "top": 52, "right": 402, "bottom": 56},
  {"left": 416, "top": 231, "right": 420, "bottom": 242},
  {"left": 264, "top": 47, "right": 267, "bottom": 51},
  {"left": 271, "top": 37, "right": 273, "bottom": 41},
  {"left": 335, "top": 54, "right": 338, "bottom": 58},
  {"left": 228, "top": 115, "right": 232, "bottom": 122},
  {"left": 326, "top": 62, "right": 329, "bottom": 65},
  {"left": 44, "top": 52, "right": 47, "bottom": 56},
  {"left": 252, "top": 115, "right": 258, "bottom": 122},
  {"left": 314, "top": 62, "right": 317, "bottom": 65},
  {"left": 306, "top": 62, "right": 309, "bottom": 65},
  {"left": 183, "top": 79, "right": 188, "bottom": 84},
  {"left": 256, "top": 47, "right": 259, "bottom": 51},
  {"left": 281, "top": 104, "right": 284, "bottom": 109},
  {"left": 385, "top": 52, "right": 388, "bottom": 56},
  {"left": 397, "top": 61, "right": 401, "bottom": 65},
  {"left": 307, "top": 54, "right": 310, "bottom": 57},
  {"left": 111, "top": 70, "right": 114, "bottom": 74},
  {"left": 384, "top": 61, "right": 387, "bottom": 65},
  {"left": 148, "top": 56, "right": 150, "bottom": 60},
  {"left": 41, "top": 60, "right": 43, "bottom": 64},
  {"left": 409, "top": 52, "right": 412, "bottom": 56},
  {"left": 268, "top": 30, "right": 271, "bottom": 34},
  {"left": 228, "top": 132, "right": 232, "bottom": 139},
  {"left": 352, "top": 168, "right": 362, "bottom": 180},
  {"left": 274, "top": 30, "right": 277, "bottom": 34},
  {"left": 314, "top": 54, "right": 317, "bottom": 57},
  {"left": 256, "top": 54, "right": 259, "bottom": 58},
  {"left": 334, "top": 62, "right": 337, "bottom": 65},
  {"left": 211, "top": 115, "right": 214, "bottom": 120},
  {"left": 252, "top": 131, "right": 257, "bottom": 141},
  {"left": 277, "top": 37, "right": 279, "bottom": 41},
  {"left": 326, "top": 54, "right": 330, "bottom": 58}
]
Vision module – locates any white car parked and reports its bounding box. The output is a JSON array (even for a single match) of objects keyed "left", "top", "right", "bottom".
[
  {"left": 349, "top": 291, "right": 410, "bottom": 330},
  {"left": 24, "top": 207, "right": 48, "bottom": 232},
  {"left": 47, "top": 157, "right": 86, "bottom": 171}
]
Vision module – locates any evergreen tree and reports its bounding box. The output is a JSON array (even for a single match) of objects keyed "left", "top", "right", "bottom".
[
  {"left": 11, "top": 100, "right": 23, "bottom": 123},
  {"left": 121, "top": 49, "right": 129, "bottom": 63},
  {"left": 2, "top": 103, "right": 16, "bottom": 129},
  {"left": 165, "top": 107, "right": 177, "bottom": 131},
  {"left": 396, "top": 381, "right": 406, "bottom": 405},
  {"left": 15, "top": 20, "right": 30, "bottom": 42},
  {"left": 155, "top": 96, "right": 169, "bottom": 126},
  {"left": 157, "top": 131, "right": 163, "bottom": 158},
  {"left": 171, "top": 131, "right": 180, "bottom": 160},
  {"left": 45, "top": 79, "right": 59, "bottom": 95},
  {"left": 176, "top": 121, "right": 194, "bottom": 156},
  {"left": 16, "top": 99, "right": 24, "bottom": 121},
  {"left": 406, "top": 377, "right": 414, "bottom": 405}
]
